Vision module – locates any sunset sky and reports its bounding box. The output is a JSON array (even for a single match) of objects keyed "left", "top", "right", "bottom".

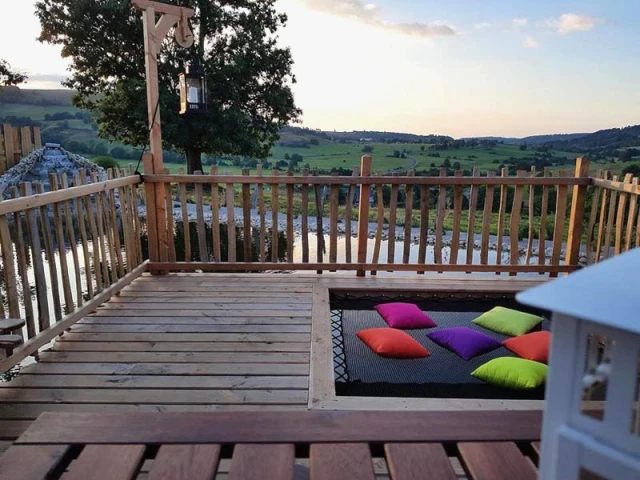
[{"left": 0, "top": 0, "right": 638, "bottom": 138}]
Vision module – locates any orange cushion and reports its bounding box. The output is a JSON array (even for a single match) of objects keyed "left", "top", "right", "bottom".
[
  {"left": 503, "top": 331, "right": 551, "bottom": 363},
  {"left": 356, "top": 328, "right": 430, "bottom": 359}
]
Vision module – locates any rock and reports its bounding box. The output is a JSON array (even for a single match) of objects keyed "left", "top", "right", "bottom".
[{"left": 0, "top": 145, "right": 107, "bottom": 197}]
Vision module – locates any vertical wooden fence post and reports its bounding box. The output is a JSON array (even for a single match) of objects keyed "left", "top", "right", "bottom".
[
  {"left": 356, "top": 155, "right": 372, "bottom": 277},
  {"left": 142, "top": 152, "right": 160, "bottom": 262},
  {"left": 565, "top": 157, "right": 591, "bottom": 268},
  {"left": 2, "top": 124, "right": 14, "bottom": 171}
]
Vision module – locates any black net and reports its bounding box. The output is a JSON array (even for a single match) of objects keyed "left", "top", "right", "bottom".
[
  {"left": 331, "top": 309, "right": 349, "bottom": 383},
  {"left": 330, "top": 295, "right": 550, "bottom": 400}
]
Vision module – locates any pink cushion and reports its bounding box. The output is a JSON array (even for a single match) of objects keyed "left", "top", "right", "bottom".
[{"left": 374, "top": 303, "right": 437, "bottom": 330}]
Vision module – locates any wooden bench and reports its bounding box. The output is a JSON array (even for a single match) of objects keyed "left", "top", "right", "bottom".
[{"left": 0, "top": 410, "right": 542, "bottom": 479}]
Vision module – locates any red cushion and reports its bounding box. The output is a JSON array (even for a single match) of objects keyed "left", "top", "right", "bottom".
[
  {"left": 357, "top": 328, "right": 430, "bottom": 359},
  {"left": 503, "top": 331, "right": 551, "bottom": 363}
]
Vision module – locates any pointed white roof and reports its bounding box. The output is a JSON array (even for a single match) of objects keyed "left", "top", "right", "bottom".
[{"left": 516, "top": 249, "right": 640, "bottom": 334}]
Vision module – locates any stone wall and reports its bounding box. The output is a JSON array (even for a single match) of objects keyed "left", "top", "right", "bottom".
[{"left": 0, "top": 143, "right": 106, "bottom": 197}]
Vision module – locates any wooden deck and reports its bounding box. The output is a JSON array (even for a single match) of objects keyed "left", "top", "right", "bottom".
[{"left": 0, "top": 273, "right": 548, "bottom": 459}]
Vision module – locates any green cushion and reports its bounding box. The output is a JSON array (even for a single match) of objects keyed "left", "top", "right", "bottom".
[
  {"left": 472, "top": 307, "right": 543, "bottom": 336},
  {"left": 471, "top": 357, "right": 548, "bottom": 389}
]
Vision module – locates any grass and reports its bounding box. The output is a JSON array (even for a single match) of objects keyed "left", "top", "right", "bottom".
[{"left": 266, "top": 142, "right": 580, "bottom": 173}]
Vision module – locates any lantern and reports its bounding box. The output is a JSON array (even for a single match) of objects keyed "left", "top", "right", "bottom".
[
  {"left": 179, "top": 64, "right": 207, "bottom": 114},
  {"left": 517, "top": 249, "right": 640, "bottom": 480}
]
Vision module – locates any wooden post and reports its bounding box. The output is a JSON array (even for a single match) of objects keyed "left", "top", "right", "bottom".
[
  {"left": 20, "top": 127, "right": 33, "bottom": 156},
  {"left": 132, "top": 0, "right": 195, "bottom": 266},
  {"left": 0, "top": 129, "right": 6, "bottom": 174},
  {"left": 3, "top": 124, "right": 14, "bottom": 170},
  {"left": 356, "top": 155, "right": 372, "bottom": 276},
  {"left": 142, "top": 153, "right": 159, "bottom": 261},
  {"left": 33, "top": 127, "right": 42, "bottom": 149},
  {"left": 565, "top": 157, "right": 591, "bottom": 268}
]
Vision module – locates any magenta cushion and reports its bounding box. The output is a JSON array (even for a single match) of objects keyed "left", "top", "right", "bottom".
[
  {"left": 427, "top": 327, "right": 502, "bottom": 360},
  {"left": 374, "top": 303, "right": 437, "bottom": 330}
]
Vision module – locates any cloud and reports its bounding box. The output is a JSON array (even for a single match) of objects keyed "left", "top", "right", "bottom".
[
  {"left": 512, "top": 18, "right": 528, "bottom": 28},
  {"left": 524, "top": 35, "right": 538, "bottom": 49},
  {"left": 473, "top": 22, "right": 495, "bottom": 31},
  {"left": 547, "top": 13, "right": 603, "bottom": 35},
  {"left": 26, "top": 73, "right": 68, "bottom": 83},
  {"left": 297, "top": 0, "right": 456, "bottom": 38}
]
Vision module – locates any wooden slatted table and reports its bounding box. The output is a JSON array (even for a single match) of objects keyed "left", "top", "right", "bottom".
[{"left": 0, "top": 411, "right": 543, "bottom": 480}]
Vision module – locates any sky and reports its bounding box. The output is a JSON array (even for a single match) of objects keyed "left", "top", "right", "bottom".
[{"left": 0, "top": 0, "right": 638, "bottom": 138}]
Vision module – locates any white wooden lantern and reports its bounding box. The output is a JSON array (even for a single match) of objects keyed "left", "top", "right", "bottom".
[{"left": 517, "top": 249, "right": 640, "bottom": 480}]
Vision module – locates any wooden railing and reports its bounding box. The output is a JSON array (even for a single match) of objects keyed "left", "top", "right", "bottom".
[
  {"left": 143, "top": 157, "right": 593, "bottom": 276},
  {"left": 0, "top": 170, "right": 145, "bottom": 371},
  {"left": 1, "top": 155, "right": 638, "bottom": 372},
  {"left": 585, "top": 171, "right": 640, "bottom": 265},
  {"left": 0, "top": 123, "right": 42, "bottom": 175}
]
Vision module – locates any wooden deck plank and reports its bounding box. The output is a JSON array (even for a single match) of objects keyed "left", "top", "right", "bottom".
[
  {"left": 78, "top": 317, "right": 312, "bottom": 325},
  {"left": 64, "top": 445, "right": 145, "bottom": 480},
  {"left": 385, "top": 443, "right": 456, "bottom": 480},
  {"left": 148, "top": 445, "right": 221, "bottom": 480},
  {"left": 69, "top": 324, "right": 311, "bottom": 333},
  {"left": 0, "top": 420, "right": 32, "bottom": 439},
  {"left": 229, "top": 444, "right": 294, "bottom": 480},
  {"left": 57, "top": 332, "right": 310, "bottom": 342},
  {"left": 36, "top": 351, "right": 310, "bottom": 364},
  {"left": 97, "top": 302, "right": 312, "bottom": 311},
  {"left": 110, "top": 294, "right": 313, "bottom": 302},
  {"left": 90, "top": 310, "right": 312, "bottom": 318},
  {"left": 0, "top": 403, "right": 309, "bottom": 420},
  {"left": 0, "top": 388, "right": 307, "bottom": 405},
  {"left": 458, "top": 442, "right": 537, "bottom": 480},
  {"left": 0, "top": 445, "right": 70, "bottom": 480},
  {"left": 17, "top": 362, "right": 310, "bottom": 376},
  {"left": 51, "top": 341, "right": 311, "bottom": 352},
  {"left": 15, "top": 411, "right": 542, "bottom": 444},
  {"left": 310, "top": 443, "right": 375, "bottom": 480},
  {"left": 1, "top": 375, "right": 309, "bottom": 390}
]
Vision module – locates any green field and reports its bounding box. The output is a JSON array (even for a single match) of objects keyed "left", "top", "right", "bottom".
[{"left": 270, "top": 142, "right": 579, "bottom": 173}]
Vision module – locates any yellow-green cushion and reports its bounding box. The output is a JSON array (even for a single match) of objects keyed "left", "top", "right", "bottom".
[
  {"left": 471, "top": 357, "right": 548, "bottom": 389},
  {"left": 472, "top": 307, "right": 543, "bottom": 336}
]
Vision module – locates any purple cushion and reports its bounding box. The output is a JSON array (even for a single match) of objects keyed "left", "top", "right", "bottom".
[
  {"left": 427, "top": 327, "right": 502, "bottom": 360},
  {"left": 374, "top": 303, "right": 437, "bottom": 330}
]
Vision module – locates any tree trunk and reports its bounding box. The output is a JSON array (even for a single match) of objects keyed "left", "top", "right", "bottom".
[{"left": 186, "top": 147, "right": 203, "bottom": 174}]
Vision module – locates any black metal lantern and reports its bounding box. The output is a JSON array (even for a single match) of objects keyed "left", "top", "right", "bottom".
[{"left": 179, "top": 64, "right": 207, "bottom": 114}]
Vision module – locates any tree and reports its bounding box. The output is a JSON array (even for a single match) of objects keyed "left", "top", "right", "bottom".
[
  {"left": 36, "top": 0, "right": 301, "bottom": 174},
  {"left": 622, "top": 164, "right": 640, "bottom": 177},
  {"left": 0, "top": 59, "right": 26, "bottom": 89},
  {"left": 361, "top": 145, "right": 374, "bottom": 153},
  {"left": 93, "top": 156, "right": 120, "bottom": 170},
  {"left": 110, "top": 146, "right": 127, "bottom": 158},
  {"left": 92, "top": 143, "right": 108, "bottom": 155}
]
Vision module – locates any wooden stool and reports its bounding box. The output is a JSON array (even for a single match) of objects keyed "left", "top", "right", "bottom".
[{"left": 0, "top": 319, "right": 25, "bottom": 358}]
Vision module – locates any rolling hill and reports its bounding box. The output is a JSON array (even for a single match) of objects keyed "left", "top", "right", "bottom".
[{"left": 1, "top": 87, "right": 639, "bottom": 174}]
